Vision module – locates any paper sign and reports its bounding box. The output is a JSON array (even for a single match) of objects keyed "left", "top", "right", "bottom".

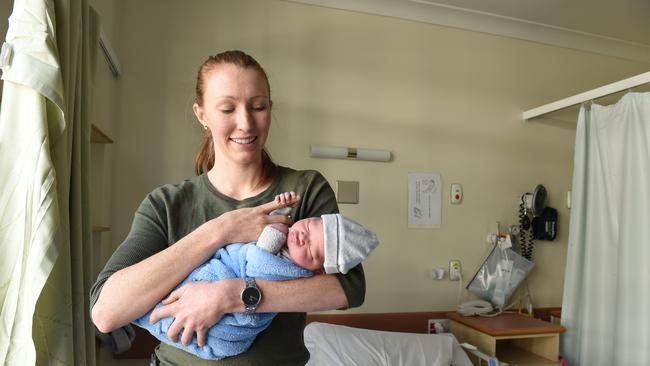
[{"left": 408, "top": 173, "right": 441, "bottom": 228}]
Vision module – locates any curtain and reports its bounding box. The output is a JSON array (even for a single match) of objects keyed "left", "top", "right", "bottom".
[
  {"left": 561, "top": 92, "right": 650, "bottom": 366},
  {"left": 0, "top": 0, "right": 98, "bottom": 365}
]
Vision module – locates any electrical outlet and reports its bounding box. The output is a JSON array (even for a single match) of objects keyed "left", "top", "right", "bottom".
[
  {"left": 449, "top": 260, "right": 461, "bottom": 281},
  {"left": 428, "top": 318, "right": 451, "bottom": 334}
]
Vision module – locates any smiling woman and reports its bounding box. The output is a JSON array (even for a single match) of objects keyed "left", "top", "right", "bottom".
[
  {"left": 89, "top": 50, "right": 367, "bottom": 366},
  {"left": 194, "top": 62, "right": 273, "bottom": 198},
  {"left": 192, "top": 51, "right": 276, "bottom": 200}
]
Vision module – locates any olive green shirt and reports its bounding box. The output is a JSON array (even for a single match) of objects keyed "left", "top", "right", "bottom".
[{"left": 89, "top": 167, "right": 366, "bottom": 365}]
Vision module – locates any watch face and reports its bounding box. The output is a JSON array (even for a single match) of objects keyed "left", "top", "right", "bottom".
[{"left": 242, "top": 287, "right": 261, "bottom": 306}]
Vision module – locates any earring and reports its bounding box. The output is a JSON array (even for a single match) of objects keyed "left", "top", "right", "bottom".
[{"left": 203, "top": 125, "right": 208, "bottom": 130}]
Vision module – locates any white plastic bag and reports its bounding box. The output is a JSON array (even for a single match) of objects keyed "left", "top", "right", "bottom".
[{"left": 466, "top": 237, "right": 534, "bottom": 308}]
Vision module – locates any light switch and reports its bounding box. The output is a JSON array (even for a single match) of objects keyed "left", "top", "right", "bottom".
[{"left": 337, "top": 181, "right": 359, "bottom": 204}]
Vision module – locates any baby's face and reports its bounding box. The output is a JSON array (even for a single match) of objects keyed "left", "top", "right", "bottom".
[{"left": 287, "top": 217, "right": 324, "bottom": 271}]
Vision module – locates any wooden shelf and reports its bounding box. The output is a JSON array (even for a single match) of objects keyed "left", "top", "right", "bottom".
[
  {"left": 497, "top": 343, "right": 559, "bottom": 365},
  {"left": 91, "top": 124, "right": 114, "bottom": 144},
  {"left": 92, "top": 225, "right": 111, "bottom": 232}
]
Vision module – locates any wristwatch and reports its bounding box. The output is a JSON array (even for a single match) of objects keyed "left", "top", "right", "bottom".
[{"left": 241, "top": 277, "right": 261, "bottom": 314}]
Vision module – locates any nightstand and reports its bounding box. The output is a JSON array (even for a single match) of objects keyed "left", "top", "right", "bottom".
[{"left": 446, "top": 312, "right": 566, "bottom": 366}]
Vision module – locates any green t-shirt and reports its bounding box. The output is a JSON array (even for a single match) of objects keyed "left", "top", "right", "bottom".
[{"left": 89, "top": 166, "right": 366, "bottom": 365}]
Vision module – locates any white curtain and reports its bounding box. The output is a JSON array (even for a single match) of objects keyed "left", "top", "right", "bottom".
[
  {"left": 561, "top": 92, "right": 650, "bottom": 366},
  {"left": 0, "top": 0, "right": 98, "bottom": 365}
]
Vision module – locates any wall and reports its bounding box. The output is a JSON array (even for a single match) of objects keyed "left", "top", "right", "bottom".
[
  {"left": 0, "top": 0, "right": 12, "bottom": 99},
  {"left": 0, "top": 1, "right": 9, "bottom": 39},
  {"left": 90, "top": 0, "right": 120, "bottom": 274},
  {"left": 88, "top": 1, "right": 141, "bottom": 365},
  {"left": 107, "top": 0, "right": 650, "bottom": 316}
]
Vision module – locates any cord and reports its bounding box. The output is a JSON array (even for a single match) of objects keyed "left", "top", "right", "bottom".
[
  {"left": 456, "top": 272, "right": 465, "bottom": 306},
  {"left": 518, "top": 194, "right": 535, "bottom": 260},
  {"left": 458, "top": 280, "right": 536, "bottom": 318},
  {"left": 455, "top": 274, "right": 497, "bottom": 316},
  {"left": 457, "top": 302, "right": 495, "bottom": 316}
]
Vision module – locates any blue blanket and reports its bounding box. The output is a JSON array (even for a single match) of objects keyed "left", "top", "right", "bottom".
[{"left": 133, "top": 242, "right": 313, "bottom": 360}]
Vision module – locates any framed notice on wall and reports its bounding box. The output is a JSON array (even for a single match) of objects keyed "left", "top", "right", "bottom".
[{"left": 407, "top": 173, "right": 441, "bottom": 228}]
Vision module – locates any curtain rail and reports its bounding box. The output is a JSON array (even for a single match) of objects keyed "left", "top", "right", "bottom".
[
  {"left": 523, "top": 71, "right": 650, "bottom": 121},
  {"left": 99, "top": 27, "right": 121, "bottom": 78}
]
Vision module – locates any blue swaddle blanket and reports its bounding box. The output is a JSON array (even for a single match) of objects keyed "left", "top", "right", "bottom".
[{"left": 133, "top": 242, "right": 313, "bottom": 360}]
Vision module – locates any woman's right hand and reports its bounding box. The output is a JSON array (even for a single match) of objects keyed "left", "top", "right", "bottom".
[
  {"left": 212, "top": 194, "right": 298, "bottom": 244},
  {"left": 148, "top": 279, "right": 243, "bottom": 347}
]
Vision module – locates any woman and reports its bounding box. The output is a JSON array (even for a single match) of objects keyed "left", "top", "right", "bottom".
[{"left": 90, "top": 50, "right": 365, "bottom": 365}]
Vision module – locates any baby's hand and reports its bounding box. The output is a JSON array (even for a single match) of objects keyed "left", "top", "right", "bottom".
[{"left": 274, "top": 191, "right": 300, "bottom": 207}]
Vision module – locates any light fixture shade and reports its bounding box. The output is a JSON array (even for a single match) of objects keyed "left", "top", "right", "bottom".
[{"left": 310, "top": 145, "right": 391, "bottom": 162}]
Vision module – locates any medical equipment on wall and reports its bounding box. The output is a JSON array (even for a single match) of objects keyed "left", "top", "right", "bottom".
[
  {"left": 515, "top": 184, "right": 557, "bottom": 260},
  {"left": 465, "top": 236, "right": 535, "bottom": 309}
]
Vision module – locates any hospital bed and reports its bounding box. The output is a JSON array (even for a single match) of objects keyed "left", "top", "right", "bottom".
[{"left": 304, "top": 312, "right": 475, "bottom": 366}]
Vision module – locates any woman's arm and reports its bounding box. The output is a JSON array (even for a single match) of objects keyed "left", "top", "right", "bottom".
[
  {"left": 148, "top": 263, "right": 366, "bottom": 346},
  {"left": 256, "top": 274, "right": 349, "bottom": 311},
  {"left": 147, "top": 274, "right": 350, "bottom": 346},
  {"left": 91, "top": 199, "right": 293, "bottom": 333}
]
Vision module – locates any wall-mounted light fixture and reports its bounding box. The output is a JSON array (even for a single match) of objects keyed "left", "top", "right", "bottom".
[{"left": 310, "top": 145, "right": 392, "bottom": 162}]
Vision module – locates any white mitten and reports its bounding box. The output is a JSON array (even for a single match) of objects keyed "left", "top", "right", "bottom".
[{"left": 256, "top": 225, "right": 287, "bottom": 254}]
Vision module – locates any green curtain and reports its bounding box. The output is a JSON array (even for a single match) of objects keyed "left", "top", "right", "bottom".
[{"left": 0, "top": 0, "right": 98, "bottom": 364}]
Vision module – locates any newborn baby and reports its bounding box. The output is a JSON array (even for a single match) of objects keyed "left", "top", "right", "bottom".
[
  {"left": 133, "top": 192, "right": 380, "bottom": 360},
  {"left": 260, "top": 192, "right": 377, "bottom": 274}
]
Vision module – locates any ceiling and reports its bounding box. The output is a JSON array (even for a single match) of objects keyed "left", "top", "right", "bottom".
[
  {"left": 288, "top": 0, "right": 650, "bottom": 63},
  {"left": 414, "top": 0, "right": 650, "bottom": 46}
]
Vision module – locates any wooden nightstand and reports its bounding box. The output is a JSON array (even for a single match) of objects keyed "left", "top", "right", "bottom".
[{"left": 446, "top": 312, "right": 566, "bottom": 366}]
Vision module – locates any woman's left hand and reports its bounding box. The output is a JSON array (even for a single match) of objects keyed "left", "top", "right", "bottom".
[{"left": 149, "top": 279, "right": 242, "bottom": 347}]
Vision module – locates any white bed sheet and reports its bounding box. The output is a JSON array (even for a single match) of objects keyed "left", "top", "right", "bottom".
[{"left": 304, "top": 322, "right": 473, "bottom": 366}]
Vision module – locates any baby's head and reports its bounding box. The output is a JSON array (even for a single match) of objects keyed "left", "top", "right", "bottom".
[{"left": 287, "top": 214, "right": 379, "bottom": 274}]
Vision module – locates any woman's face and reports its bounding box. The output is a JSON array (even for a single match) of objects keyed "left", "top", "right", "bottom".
[
  {"left": 287, "top": 218, "right": 325, "bottom": 271},
  {"left": 194, "top": 64, "right": 271, "bottom": 167}
]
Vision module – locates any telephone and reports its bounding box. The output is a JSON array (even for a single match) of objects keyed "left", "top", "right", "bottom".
[
  {"left": 457, "top": 300, "right": 494, "bottom": 316},
  {"left": 517, "top": 184, "right": 557, "bottom": 260},
  {"left": 531, "top": 207, "right": 557, "bottom": 241}
]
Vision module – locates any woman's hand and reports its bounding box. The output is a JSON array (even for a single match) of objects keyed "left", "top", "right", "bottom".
[
  {"left": 148, "top": 279, "right": 242, "bottom": 347},
  {"left": 212, "top": 193, "right": 298, "bottom": 244}
]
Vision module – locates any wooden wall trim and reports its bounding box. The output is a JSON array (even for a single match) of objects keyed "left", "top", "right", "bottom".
[
  {"left": 306, "top": 311, "right": 448, "bottom": 334},
  {"left": 110, "top": 307, "right": 562, "bottom": 359},
  {"left": 306, "top": 307, "right": 561, "bottom": 334}
]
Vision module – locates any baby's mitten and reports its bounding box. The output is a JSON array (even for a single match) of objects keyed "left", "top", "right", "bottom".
[{"left": 256, "top": 224, "right": 287, "bottom": 254}]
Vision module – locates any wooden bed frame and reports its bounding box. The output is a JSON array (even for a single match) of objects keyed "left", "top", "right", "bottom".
[{"left": 113, "top": 308, "right": 560, "bottom": 359}]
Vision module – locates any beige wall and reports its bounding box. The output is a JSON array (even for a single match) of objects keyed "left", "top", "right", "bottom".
[
  {"left": 0, "top": 0, "right": 12, "bottom": 99},
  {"left": 103, "top": 0, "right": 649, "bottom": 316},
  {"left": 89, "top": 2, "right": 141, "bottom": 365},
  {"left": 0, "top": 1, "right": 10, "bottom": 47},
  {"left": 90, "top": 0, "right": 121, "bottom": 273},
  {"left": 0, "top": 2, "right": 10, "bottom": 41}
]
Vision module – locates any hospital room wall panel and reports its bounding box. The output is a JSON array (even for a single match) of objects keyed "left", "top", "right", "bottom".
[{"left": 99, "top": 0, "right": 650, "bottom": 316}]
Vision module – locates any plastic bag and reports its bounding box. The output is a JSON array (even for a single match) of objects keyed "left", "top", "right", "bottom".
[{"left": 466, "top": 237, "right": 534, "bottom": 308}]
